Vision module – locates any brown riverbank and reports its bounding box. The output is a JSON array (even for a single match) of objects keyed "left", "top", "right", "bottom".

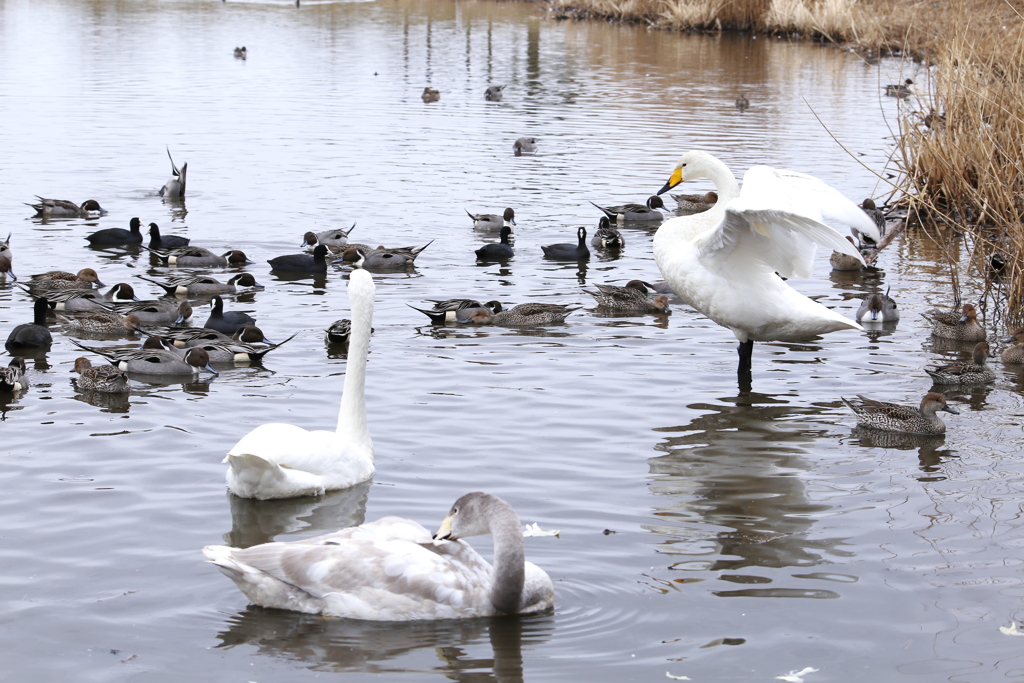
[{"left": 548, "top": 0, "right": 1024, "bottom": 327}]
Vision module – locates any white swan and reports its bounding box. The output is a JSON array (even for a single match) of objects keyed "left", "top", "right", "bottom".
[
  {"left": 202, "top": 491, "right": 555, "bottom": 620},
  {"left": 224, "top": 255, "right": 375, "bottom": 499},
  {"left": 653, "top": 151, "right": 879, "bottom": 374}
]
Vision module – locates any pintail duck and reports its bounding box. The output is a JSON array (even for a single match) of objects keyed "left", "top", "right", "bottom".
[
  {"left": 326, "top": 319, "right": 352, "bottom": 344},
  {"left": 469, "top": 302, "right": 579, "bottom": 326},
  {"left": 203, "top": 491, "right": 553, "bottom": 619},
  {"left": 843, "top": 392, "right": 957, "bottom": 435},
  {"left": 590, "top": 196, "right": 666, "bottom": 223},
  {"left": 926, "top": 342, "right": 996, "bottom": 385},
  {"left": 72, "top": 357, "right": 129, "bottom": 393},
  {"left": 146, "top": 246, "right": 253, "bottom": 267},
  {"left": 136, "top": 273, "right": 262, "bottom": 297},
  {"left": 422, "top": 87, "right": 440, "bottom": 103},
  {"left": 735, "top": 94, "right": 750, "bottom": 111},
  {"left": 57, "top": 311, "right": 143, "bottom": 336},
  {"left": 268, "top": 244, "right": 329, "bottom": 274},
  {"left": 884, "top": 78, "right": 914, "bottom": 98},
  {"left": 584, "top": 281, "right": 670, "bottom": 314},
  {"left": 0, "top": 357, "right": 29, "bottom": 392},
  {"left": 143, "top": 324, "right": 272, "bottom": 349},
  {"left": 830, "top": 236, "right": 864, "bottom": 271},
  {"left": 28, "top": 197, "right": 107, "bottom": 218},
  {"left": 485, "top": 84, "right": 505, "bottom": 101},
  {"left": 71, "top": 339, "right": 216, "bottom": 376},
  {"left": 29, "top": 282, "right": 139, "bottom": 312},
  {"left": 86, "top": 217, "right": 144, "bottom": 246},
  {"left": 542, "top": 227, "right": 589, "bottom": 261},
  {"left": 103, "top": 299, "right": 193, "bottom": 326},
  {"left": 924, "top": 303, "right": 986, "bottom": 341},
  {"left": 474, "top": 226, "right": 514, "bottom": 261},
  {"left": 300, "top": 223, "right": 356, "bottom": 249},
  {"left": 234, "top": 46, "right": 247, "bottom": 59},
  {"left": 856, "top": 288, "right": 899, "bottom": 322},
  {"left": 6, "top": 298, "right": 53, "bottom": 349},
  {"left": 671, "top": 191, "right": 718, "bottom": 215},
  {"left": 513, "top": 137, "right": 537, "bottom": 156},
  {"left": 204, "top": 295, "right": 256, "bottom": 335},
  {"left": 591, "top": 217, "right": 624, "bottom": 249},
  {"left": 0, "top": 233, "right": 14, "bottom": 281},
  {"left": 408, "top": 299, "right": 502, "bottom": 324},
  {"left": 653, "top": 150, "right": 878, "bottom": 374},
  {"left": 147, "top": 222, "right": 190, "bottom": 249},
  {"left": 159, "top": 147, "right": 187, "bottom": 198},
  {"left": 1001, "top": 327, "right": 1024, "bottom": 364},
  {"left": 181, "top": 333, "right": 296, "bottom": 364},
  {"left": 28, "top": 268, "right": 104, "bottom": 292},
  {"left": 333, "top": 242, "right": 432, "bottom": 269},
  {"left": 467, "top": 207, "right": 516, "bottom": 232}
]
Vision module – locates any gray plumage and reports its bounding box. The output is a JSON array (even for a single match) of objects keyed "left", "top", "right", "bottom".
[
  {"left": 467, "top": 207, "right": 515, "bottom": 232},
  {"left": 590, "top": 195, "right": 665, "bottom": 222},
  {"left": 590, "top": 217, "right": 624, "bottom": 250},
  {"left": 159, "top": 147, "right": 187, "bottom": 198},
  {"left": 0, "top": 357, "right": 29, "bottom": 392},
  {"left": 584, "top": 281, "right": 670, "bottom": 314},
  {"left": 856, "top": 288, "right": 899, "bottom": 322}
]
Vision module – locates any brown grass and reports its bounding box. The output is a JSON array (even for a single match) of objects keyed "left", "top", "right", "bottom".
[{"left": 548, "top": 0, "right": 1024, "bottom": 327}]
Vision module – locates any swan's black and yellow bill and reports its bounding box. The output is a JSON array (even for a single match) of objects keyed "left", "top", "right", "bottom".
[
  {"left": 657, "top": 167, "right": 683, "bottom": 195},
  {"left": 434, "top": 515, "right": 454, "bottom": 541}
]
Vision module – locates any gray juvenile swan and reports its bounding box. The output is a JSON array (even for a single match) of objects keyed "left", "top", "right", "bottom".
[{"left": 203, "top": 491, "right": 554, "bottom": 620}]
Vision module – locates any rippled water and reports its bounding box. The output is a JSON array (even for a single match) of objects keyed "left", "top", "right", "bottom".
[{"left": 2, "top": 0, "right": 1024, "bottom": 680}]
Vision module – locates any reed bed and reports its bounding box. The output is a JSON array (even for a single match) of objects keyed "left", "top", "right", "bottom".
[{"left": 548, "top": 0, "right": 1024, "bottom": 327}]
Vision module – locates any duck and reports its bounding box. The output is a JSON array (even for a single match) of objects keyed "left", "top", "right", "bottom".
[
  {"left": 300, "top": 224, "right": 356, "bottom": 249},
  {"left": 6, "top": 298, "right": 53, "bottom": 349},
  {"left": 924, "top": 303, "right": 986, "bottom": 341},
  {"left": 843, "top": 392, "right": 957, "bottom": 435},
  {"left": 159, "top": 147, "right": 187, "bottom": 198},
  {"left": 103, "top": 299, "right": 193, "bottom": 326},
  {"left": 584, "top": 281, "right": 671, "bottom": 314},
  {"left": 926, "top": 342, "right": 996, "bottom": 385},
  {"left": 830, "top": 236, "right": 864, "bottom": 271},
  {"left": 591, "top": 217, "right": 624, "bottom": 250},
  {"left": 325, "top": 319, "right": 352, "bottom": 344},
  {"left": 541, "top": 227, "right": 590, "bottom": 261},
  {"left": 27, "top": 197, "right": 107, "bottom": 218},
  {"left": 670, "top": 191, "right": 718, "bottom": 215},
  {"left": 735, "top": 94, "right": 750, "bottom": 111},
  {"left": 0, "top": 357, "right": 29, "bottom": 392},
  {"left": 422, "top": 87, "right": 440, "bottom": 103},
  {"left": 136, "top": 273, "right": 262, "bottom": 297},
  {"left": 204, "top": 295, "right": 256, "bottom": 335},
  {"left": 484, "top": 84, "right": 505, "bottom": 101},
  {"left": 884, "top": 78, "right": 914, "bottom": 98},
  {"left": 146, "top": 246, "right": 253, "bottom": 267},
  {"left": 653, "top": 150, "right": 879, "bottom": 375},
  {"left": 223, "top": 253, "right": 375, "bottom": 499},
  {"left": 71, "top": 339, "right": 217, "bottom": 376},
  {"left": 203, "top": 491, "right": 554, "bottom": 619},
  {"left": 31, "top": 282, "right": 139, "bottom": 312},
  {"left": 469, "top": 302, "right": 579, "bottom": 326},
  {"left": 0, "top": 234, "right": 14, "bottom": 281},
  {"left": 147, "top": 222, "right": 190, "bottom": 249},
  {"left": 234, "top": 46, "right": 247, "bottom": 59},
  {"left": 27, "top": 268, "right": 104, "bottom": 292},
  {"left": 513, "top": 137, "right": 537, "bottom": 156},
  {"left": 474, "top": 225, "right": 514, "bottom": 261},
  {"left": 268, "top": 244, "right": 329, "bottom": 274},
  {"left": 72, "top": 357, "right": 129, "bottom": 393},
  {"left": 859, "top": 198, "right": 887, "bottom": 242},
  {"left": 466, "top": 207, "right": 516, "bottom": 232},
  {"left": 333, "top": 242, "right": 432, "bottom": 269},
  {"left": 1001, "top": 328, "right": 1024, "bottom": 364},
  {"left": 856, "top": 288, "right": 899, "bottom": 322},
  {"left": 590, "top": 195, "right": 665, "bottom": 223},
  {"left": 178, "top": 333, "right": 295, "bottom": 364},
  {"left": 408, "top": 299, "right": 502, "bottom": 324},
  {"left": 57, "top": 311, "right": 143, "bottom": 336},
  {"left": 86, "top": 217, "right": 144, "bottom": 246},
  {"left": 143, "top": 324, "right": 271, "bottom": 349}
]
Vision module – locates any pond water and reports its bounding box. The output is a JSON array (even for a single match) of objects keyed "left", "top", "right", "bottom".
[{"left": 2, "top": 0, "right": 1024, "bottom": 681}]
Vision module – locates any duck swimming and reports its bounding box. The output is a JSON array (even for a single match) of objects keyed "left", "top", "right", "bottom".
[
  {"left": 843, "top": 392, "right": 957, "bottom": 435},
  {"left": 591, "top": 217, "right": 624, "bottom": 250},
  {"left": 591, "top": 196, "right": 665, "bottom": 223},
  {"left": 72, "top": 357, "right": 129, "bottom": 393},
  {"left": 137, "top": 273, "right": 262, "bottom": 297},
  {"left": 467, "top": 207, "right": 516, "bottom": 232},
  {"left": 28, "top": 197, "right": 107, "bottom": 218},
  {"left": 223, "top": 254, "right": 375, "bottom": 499},
  {"left": 926, "top": 342, "right": 996, "bottom": 385},
  {"left": 300, "top": 224, "right": 356, "bottom": 249},
  {"left": 513, "top": 137, "right": 537, "bottom": 156},
  {"left": 469, "top": 302, "right": 578, "bottom": 326},
  {"left": 924, "top": 303, "right": 986, "bottom": 342},
  {"left": 159, "top": 147, "right": 187, "bottom": 198},
  {"left": 70, "top": 340, "right": 217, "bottom": 376},
  {"left": 28, "top": 268, "right": 104, "bottom": 292},
  {"left": 671, "top": 191, "right": 718, "bottom": 215},
  {"left": 203, "top": 491, "right": 554, "bottom": 620},
  {"left": 0, "top": 234, "right": 14, "bottom": 281},
  {"left": 856, "top": 288, "right": 899, "bottom": 322},
  {"left": 584, "top": 281, "right": 670, "bottom": 314},
  {"left": 146, "top": 246, "right": 252, "bottom": 268},
  {"left": 1002, "top": 328, "right": 1024, "bottom": 364},
  {"left": 0, "top": 357, "right": 29, "bottom": 393},
  {"left": 653, "top": 150, "right": 878, "bottom": 375},
  {"left": 408, "top": 299, "right": 502, "bottom": 324}
]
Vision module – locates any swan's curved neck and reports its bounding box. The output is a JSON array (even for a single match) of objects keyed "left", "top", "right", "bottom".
[
  {"left": 337, "top": 269, "right": 375, "bottom": 454},
  {"left": 489, "top": 503, "right": 526, "bottom": 614},
  {"left": 704, "top": 157, "right": 740, "bottom": 203}
]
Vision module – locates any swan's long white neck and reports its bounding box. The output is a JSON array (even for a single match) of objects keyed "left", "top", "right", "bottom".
[
  {"left": 337, "top": 268, "right": 375, "bottom": 455},
  {"left": 699, "top": 154, "right": 740, "bottom": 204}
]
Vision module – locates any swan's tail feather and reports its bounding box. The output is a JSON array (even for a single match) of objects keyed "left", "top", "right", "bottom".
[{"left": 225, "top": 452, "right": 289, "bottom": 499}]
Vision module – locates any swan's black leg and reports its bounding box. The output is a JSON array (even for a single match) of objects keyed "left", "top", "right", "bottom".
[{"left": 737, "top": 340, "right": 753, "bottom": 375}]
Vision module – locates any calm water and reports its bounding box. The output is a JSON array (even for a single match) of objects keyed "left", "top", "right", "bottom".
[{"left": 2, "top": 1, "right": 1024, "bottom": 681}]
